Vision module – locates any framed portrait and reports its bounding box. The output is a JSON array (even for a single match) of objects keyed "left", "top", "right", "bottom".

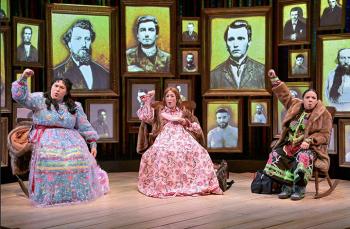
[
  {"left": 1, "top": 117, "right": 8, "bottom": 167},
  {"left": 278, "top": 0, "right": 310, "bottom": 46},
  {"left": 317, "top": 34, "right": 350, "bottom": 116},
  {"left": 127, "top": 78, "right": 161, "bottom": 122},
  {"left": 0, "top": 0, "right": 10, "bottom": 22},
  {"left": 317, "top": 0, "right": 346, "bottom": 30},
  {"left": 273, "top": 82, "right": 312, "bottom": 137},
  {"left": 328, "top": 124, "right": 337, "bottom": 155},
  {"left": 202, "top": 7, "right": 272, "bottom": 96},
  {"left": 13, "top": 17, "right": 45, "bottom": 67},
  {"left": 338, "top": 119, "right": 350, "bottom": 168},
  {"left": 85, "top": 99, "right": 119, "bottom": 143},
  {"left": 46, "top": 4, "right": 118, "bottom": 97},
  {"left": 12, "top": 103, "right": 33, "bottom": 127},
  {"left": 203, "top": 99, "right": 243, "bottom": 153},
  {"left": 180, "top": 48, "right": 200, "bottom": 75},
  {"left": 248, "top": 98, "right": 271, "bottom": 126},
  {"left": 288, "top": 49, "right": 310, "bottom": 79},
  {"left": 164, "top": 79, "right": 193, "bottom": 102},
  {"left": 180, "top": 17, "right": 200, "bottom": 45},
  {"left": 121, "top": 0, "right": 176, "bottom": 77},
  {"left": 0, "top": 26, "right": 11, "bottom": 113},
  {"left": 14, "top": 70, "right": 34, "bottom": 92}
]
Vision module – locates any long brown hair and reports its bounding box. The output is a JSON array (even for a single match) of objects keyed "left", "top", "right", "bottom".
[{"left": 162, "top": 87, "right": 182, "bottom": 107}]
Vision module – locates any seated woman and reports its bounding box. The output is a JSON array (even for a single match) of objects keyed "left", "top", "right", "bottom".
[
  {"left": 264, "top": 69, "right": 332, "bottom": 200},
  {"left": 12, "top": 69, "right": 109, "bottom": 206},
  {"left": 137, "top": 87, "right": 223, "bottom": 198}
]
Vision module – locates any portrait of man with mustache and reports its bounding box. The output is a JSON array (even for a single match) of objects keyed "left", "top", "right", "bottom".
[{"left": 53, "top": 19, "right": 109, "bottom": 90}]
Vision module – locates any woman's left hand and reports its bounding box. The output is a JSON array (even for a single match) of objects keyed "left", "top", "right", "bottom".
[
  {"left": 300, "top": 141, "right": 310, "bottom": 149},
  {"left": 178, "top": 118, "right": 188, "bottom": 126},
  {"left": 91, "top": 148, "right": 97, "bottom": 157}
]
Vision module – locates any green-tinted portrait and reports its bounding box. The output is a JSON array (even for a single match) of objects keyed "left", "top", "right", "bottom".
[
  {"left": 182, "top": 19, "right": 199, "bottom": 42},
  {"left": 282, "top": 3, "right": 307, "bottom": 41},
  {"left": 125, "top": 6, "right": 171, "bottom": 73}
]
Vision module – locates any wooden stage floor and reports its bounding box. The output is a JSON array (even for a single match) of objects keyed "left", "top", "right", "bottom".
[{"left": 1, "top": 172, "right": 350, "bottom": 229}]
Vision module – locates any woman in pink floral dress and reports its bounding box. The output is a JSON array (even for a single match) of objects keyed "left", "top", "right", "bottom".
[{"left": 137, "top": 87, "right": 222, "bottom": 198}]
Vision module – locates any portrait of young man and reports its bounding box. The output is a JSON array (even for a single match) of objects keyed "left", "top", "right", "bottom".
[
  {"left": 53, "top": 19, "right": 110, "bottom": 90},
  {"left": 210, "top": 20, "right": 265, "bottom": 89},
  {"left": 291, "top": 53, "right": 307, "bottom": 75},
  {"left": 16, "top": 25, "right": 38, "bottom": 62},
  {"left": 207, "top": 107, "right": 238, "bottom": 149},
  {"left": 283, "top": 6, "right": 307, "bottom": 41},
  {"left": 126, "top": 15, "right": 170, "bottom": 73}
]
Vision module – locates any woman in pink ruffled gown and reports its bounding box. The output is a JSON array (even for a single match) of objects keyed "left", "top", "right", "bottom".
[{"left": 137, "top": 87, "right": 222, "bottom": 198}]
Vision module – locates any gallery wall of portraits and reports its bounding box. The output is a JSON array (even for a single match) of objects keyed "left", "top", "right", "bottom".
[{"left": 1, "top": 0, "right": 350, "bottom": 182}]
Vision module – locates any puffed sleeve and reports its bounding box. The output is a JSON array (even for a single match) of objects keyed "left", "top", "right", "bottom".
[
  {"left": 137, "top": 100, "right": 154, "bottom": 124},
  {"left": 74, "top": 102, "right": 99, "bottom": 149},
  {"left": 11, "top": 75, "right": 43, "bottom": 110}
]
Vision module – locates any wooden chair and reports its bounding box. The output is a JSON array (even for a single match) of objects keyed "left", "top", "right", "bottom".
[{"left": 313, "top": 106, "right": 338, "bottom": 199}]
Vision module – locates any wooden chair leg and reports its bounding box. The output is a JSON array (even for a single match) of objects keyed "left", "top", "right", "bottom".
[
  {"left": 314, "top": 169, "right": 319, "bottom": 197},
  {"left": 314, "top": 172, "right": 339, "bottom": 199}
]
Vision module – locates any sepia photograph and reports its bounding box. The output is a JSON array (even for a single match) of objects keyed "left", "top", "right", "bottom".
[
  {"left": 86, "top": 99, "right": 119, "bottom": 143},
  {"left": 248, "top": 99, "right": 270, "bottom": 126},
  {"left": 180, "top": 48, "right": 200, "bottom": 75}
]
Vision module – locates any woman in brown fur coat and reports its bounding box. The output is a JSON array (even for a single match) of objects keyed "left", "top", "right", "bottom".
[
  {"left": 136, "top": 87, "right": 222, "bottom": 198},
  {"left": 264, "top": 70, "right": 332, "bottom": 200}
]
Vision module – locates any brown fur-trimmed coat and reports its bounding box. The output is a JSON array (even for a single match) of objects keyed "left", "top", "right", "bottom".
[
  {"left": 137, "top": 101, "right": 205, "bottom": 154},
  {"left": 272, "top": 82, "right": 332, "bottom": 172}
]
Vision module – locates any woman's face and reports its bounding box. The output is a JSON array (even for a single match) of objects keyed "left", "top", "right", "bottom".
[
  {"left": 165, "top": 90, "right": 177, "bottom": 108},
  {"left": 50, "top": 80, "right": 67, "bottom": 101},
  {"left": 303, "top": 91, "right": 318, "bottom": 110}
]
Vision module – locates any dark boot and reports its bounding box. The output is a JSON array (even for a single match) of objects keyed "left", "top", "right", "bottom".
[
  {"left": 278, "top": 185, "right": 292, "bottom": 199},
  {"left": 290, "top": 185, "right": 306, "bottom": 201}
]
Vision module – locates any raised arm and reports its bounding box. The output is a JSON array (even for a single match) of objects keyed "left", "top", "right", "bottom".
[
  {"left": 11, "top": 69, "right": 42, "bottom": 110},
  {"left": 137, "top": 90, "right": 155, "bottom": 124},
  {"left": 268, "top": 69, "right": 298, "bottom": 110}
]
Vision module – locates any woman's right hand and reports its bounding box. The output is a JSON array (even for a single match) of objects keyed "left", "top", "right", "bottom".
[
  {"left": 140, "top": 90, "right": 155, "bottom": 102},
  {"left": 267, "top": 69, "right": 277, "bottom": 79},
  {"left": 22, "top": 69, "right": 34, "bottom": 79}
]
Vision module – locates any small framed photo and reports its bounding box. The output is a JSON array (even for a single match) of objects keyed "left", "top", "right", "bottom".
[
  {"left": 164, "top": 79, "right": 193, "bottom": 101},
  {"left": 288, "top": 49, "right": 310, "bottom": 79},
  {"left": 0, "top": 26, "right": 11, "bottom": 113},
  {"left": 13, "top": 17, "right": 45, "bottom": 67},
  {"left": 180, "top": 48, "right": 200, "bottom": 75},
  {"left": 85, "top": 99, "right": 119, "bottom": 143},
  {"left": 0, "top": 0, "right": 10, "bottom": 22},
  {"left": 273, "top": 82, "right": 312, "bottom": 137},
  {"left": 202, "top": 7, "right": 272, "bottom": 96},
  {"left": 248, "top": 99, "right": 270, "bottom": 126},
  {"left": 47, "top": 4, "right": 118, "bottom": 96},
  {"left": 203, "top": 99, "right": 243, "bottom": 153},
  {"left": 328, "top": 124, "right": 337, "bottom": 155},
  {"left": 318, "top": 0, "right": 346, "bottom": 30},
  {"left": 127, "top": 79, "right": 161, "bottom": 122},
  {"left": 1, "top": 117, "right": 8, "bottom": 167},
  {"left": 338, "top": 119, "right": 350, "bottom": 167},
  {"left": 180, "top": 17, "right": 200, "bottom": 45},
  {"left": 317, "top": 34, "right": 350, "bottom": 116},
  {"left": 278, "top": 0, "right": 310, "bottom": 46},
  {"left": 121, "top": 0, "right": 176, "bottom": 77},
  {"left": 12, "top": 103, "right": 33, "bottom": 127},
  {"left": 14, "top": 70, "right": 34, "bottom": 92}
]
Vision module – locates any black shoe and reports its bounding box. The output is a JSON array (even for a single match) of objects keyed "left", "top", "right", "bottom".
[
  {"left": 290, "top": 185, "right": 306, "bottom": 201},
  {"left": 278, "top": 185, "right": 292, "bottom": 199}
]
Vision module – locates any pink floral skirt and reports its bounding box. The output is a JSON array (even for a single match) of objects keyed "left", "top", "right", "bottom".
[{"left": 138, "top": 123, "right": 223, "bottom": 198}]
